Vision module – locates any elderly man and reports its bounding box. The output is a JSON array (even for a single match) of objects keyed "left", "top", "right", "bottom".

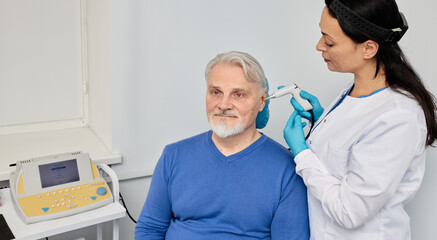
[{"left": 135, "top": 51, "right": 309, "bottom": 240}]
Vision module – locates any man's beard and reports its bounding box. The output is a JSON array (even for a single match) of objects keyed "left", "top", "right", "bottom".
[{"left": 208, "top": 109, "right": 244, "bottom": 138}]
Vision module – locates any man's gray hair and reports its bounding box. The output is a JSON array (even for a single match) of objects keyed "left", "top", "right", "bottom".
[{"left": 205, "top": 51, "right": 266, "bottom": 93}]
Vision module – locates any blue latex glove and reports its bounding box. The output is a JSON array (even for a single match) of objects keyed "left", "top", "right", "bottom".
[
  {"left": 290, "top": 90, "right": 324, "bottom": 123},
  {"left": 256, "top": 78, "right": 270, "bottom": 129},
  {"left": 284, "top": 110, "right": 308, "bottom": 156}
]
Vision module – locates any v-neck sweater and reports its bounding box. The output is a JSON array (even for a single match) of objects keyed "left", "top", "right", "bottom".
[{"left": 135, "top": 130, "right": 309, "bottom": 240}]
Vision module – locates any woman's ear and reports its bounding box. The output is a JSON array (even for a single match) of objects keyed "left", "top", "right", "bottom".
[{"left": 362, "top": 40, "right": 379, "bottom": 59}]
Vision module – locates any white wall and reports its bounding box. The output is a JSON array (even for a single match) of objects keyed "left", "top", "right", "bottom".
[
  {"left": 0, "top": 0, "right": 84, "bottom": 129},
  {"left": 55, "top": 0, "right": 437, "bottom": 239},
  {"left": 87, "top": 0, "right": 113, "bottom": 149}
]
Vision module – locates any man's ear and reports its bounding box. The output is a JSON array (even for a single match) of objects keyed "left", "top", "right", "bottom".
[
  {"left": 259, "top": 91, "right": 267, "bottom": 112},
  {"left": 362, "top": 40, "right": 379, "bottom": 59}
]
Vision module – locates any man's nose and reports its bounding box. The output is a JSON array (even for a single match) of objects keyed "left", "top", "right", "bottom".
[{"left": 217, "top": 95, "right": 233, "bottom": 111}]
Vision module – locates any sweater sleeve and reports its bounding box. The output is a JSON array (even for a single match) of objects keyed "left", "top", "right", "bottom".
[
  {"left": 271, "top": 162, "right": 310, "bottom": 240},
  {"left": 135, "top": 150, "right": 173, "bottom": 240},
  {"left": 295, "top": 111, "right": 424, "bottom": 229}
]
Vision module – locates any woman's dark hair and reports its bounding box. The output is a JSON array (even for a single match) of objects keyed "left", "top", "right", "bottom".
[{"left": 325, "top": 0, "right": 437, "bottom": 146}]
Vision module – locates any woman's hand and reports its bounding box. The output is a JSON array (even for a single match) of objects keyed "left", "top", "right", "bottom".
[
  {"left": 290, "top": 90, "right": 324, "bottom": 123},
  {"left": 284, "top": 110, "right": 308, "bottom": 156}
]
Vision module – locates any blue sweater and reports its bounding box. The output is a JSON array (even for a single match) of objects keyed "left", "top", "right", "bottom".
[{"left": 135, "top": 131, "right": 309, "bottom": 240}]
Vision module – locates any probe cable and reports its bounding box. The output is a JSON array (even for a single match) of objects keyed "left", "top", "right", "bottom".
[
  {"left": 305, "top": 109, "right": 315, "bottom": 140},
  {"left": 119, "top": 192, "right": 137, "bottom": 224}
]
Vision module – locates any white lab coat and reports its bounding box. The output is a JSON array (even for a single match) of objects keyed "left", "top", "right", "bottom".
[{"left": 295, "top": 85, "right": 427, "bottom": 240}]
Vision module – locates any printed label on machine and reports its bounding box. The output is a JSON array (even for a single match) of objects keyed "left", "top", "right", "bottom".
[{"left": 9, "top": 152, "right": 113, "bottom": 223}]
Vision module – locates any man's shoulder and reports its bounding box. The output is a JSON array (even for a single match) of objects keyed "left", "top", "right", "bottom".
[
  {"left": 262, "top": 135, "right": 292, "bottom": 153},
  {"left": 248, "top": 135, "right": 297, "bottom": 176},
  {"left": 258, "top": 134, "right": 294, "bottom": 162}
]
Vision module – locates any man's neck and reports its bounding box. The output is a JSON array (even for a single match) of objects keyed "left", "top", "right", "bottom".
[{"left": 211, "top": 128, "right": 262, "bottom": 157}]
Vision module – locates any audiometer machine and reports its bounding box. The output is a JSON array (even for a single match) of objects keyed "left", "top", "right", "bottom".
[{"left": 9, "top": 152, "right": 113, "bottom": 223}]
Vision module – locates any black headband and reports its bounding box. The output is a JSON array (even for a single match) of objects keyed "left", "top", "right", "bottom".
[{"left": 328, "top": 0, "right": 408, "bottom": 43}]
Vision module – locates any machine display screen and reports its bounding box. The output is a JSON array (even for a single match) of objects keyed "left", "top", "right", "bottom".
[{"left": 39, "top": 159, "right": 80, "bottom": 188}]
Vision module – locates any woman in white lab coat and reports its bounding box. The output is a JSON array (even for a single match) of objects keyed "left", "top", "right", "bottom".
[{"left": 283, "top": 0, "right": 437, "bottom": 239}]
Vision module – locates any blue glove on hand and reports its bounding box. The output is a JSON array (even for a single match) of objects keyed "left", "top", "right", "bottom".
[
  {"left": 284, "top": 110, "right": 308, "bottom": 156},
  {"left": 290, "top": 90, "right": 324, "bottom": 123},
  {"left": 256, "top": 78, "right": 270, "bottom": 129}
]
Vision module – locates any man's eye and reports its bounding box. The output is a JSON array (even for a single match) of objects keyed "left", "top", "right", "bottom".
[
  {"left": 325, "top": 42, "right": 333, "bottom": 47},
  {"left": 212, "top": 90, "right": 220, "bottom": 95},
  {"left": 235, "top": 93, "right": 244, "bottom": 98}
]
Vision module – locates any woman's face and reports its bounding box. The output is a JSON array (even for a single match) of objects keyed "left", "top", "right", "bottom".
[{"left": 316, "top": 6, "right": 366, "bottom": 73}]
